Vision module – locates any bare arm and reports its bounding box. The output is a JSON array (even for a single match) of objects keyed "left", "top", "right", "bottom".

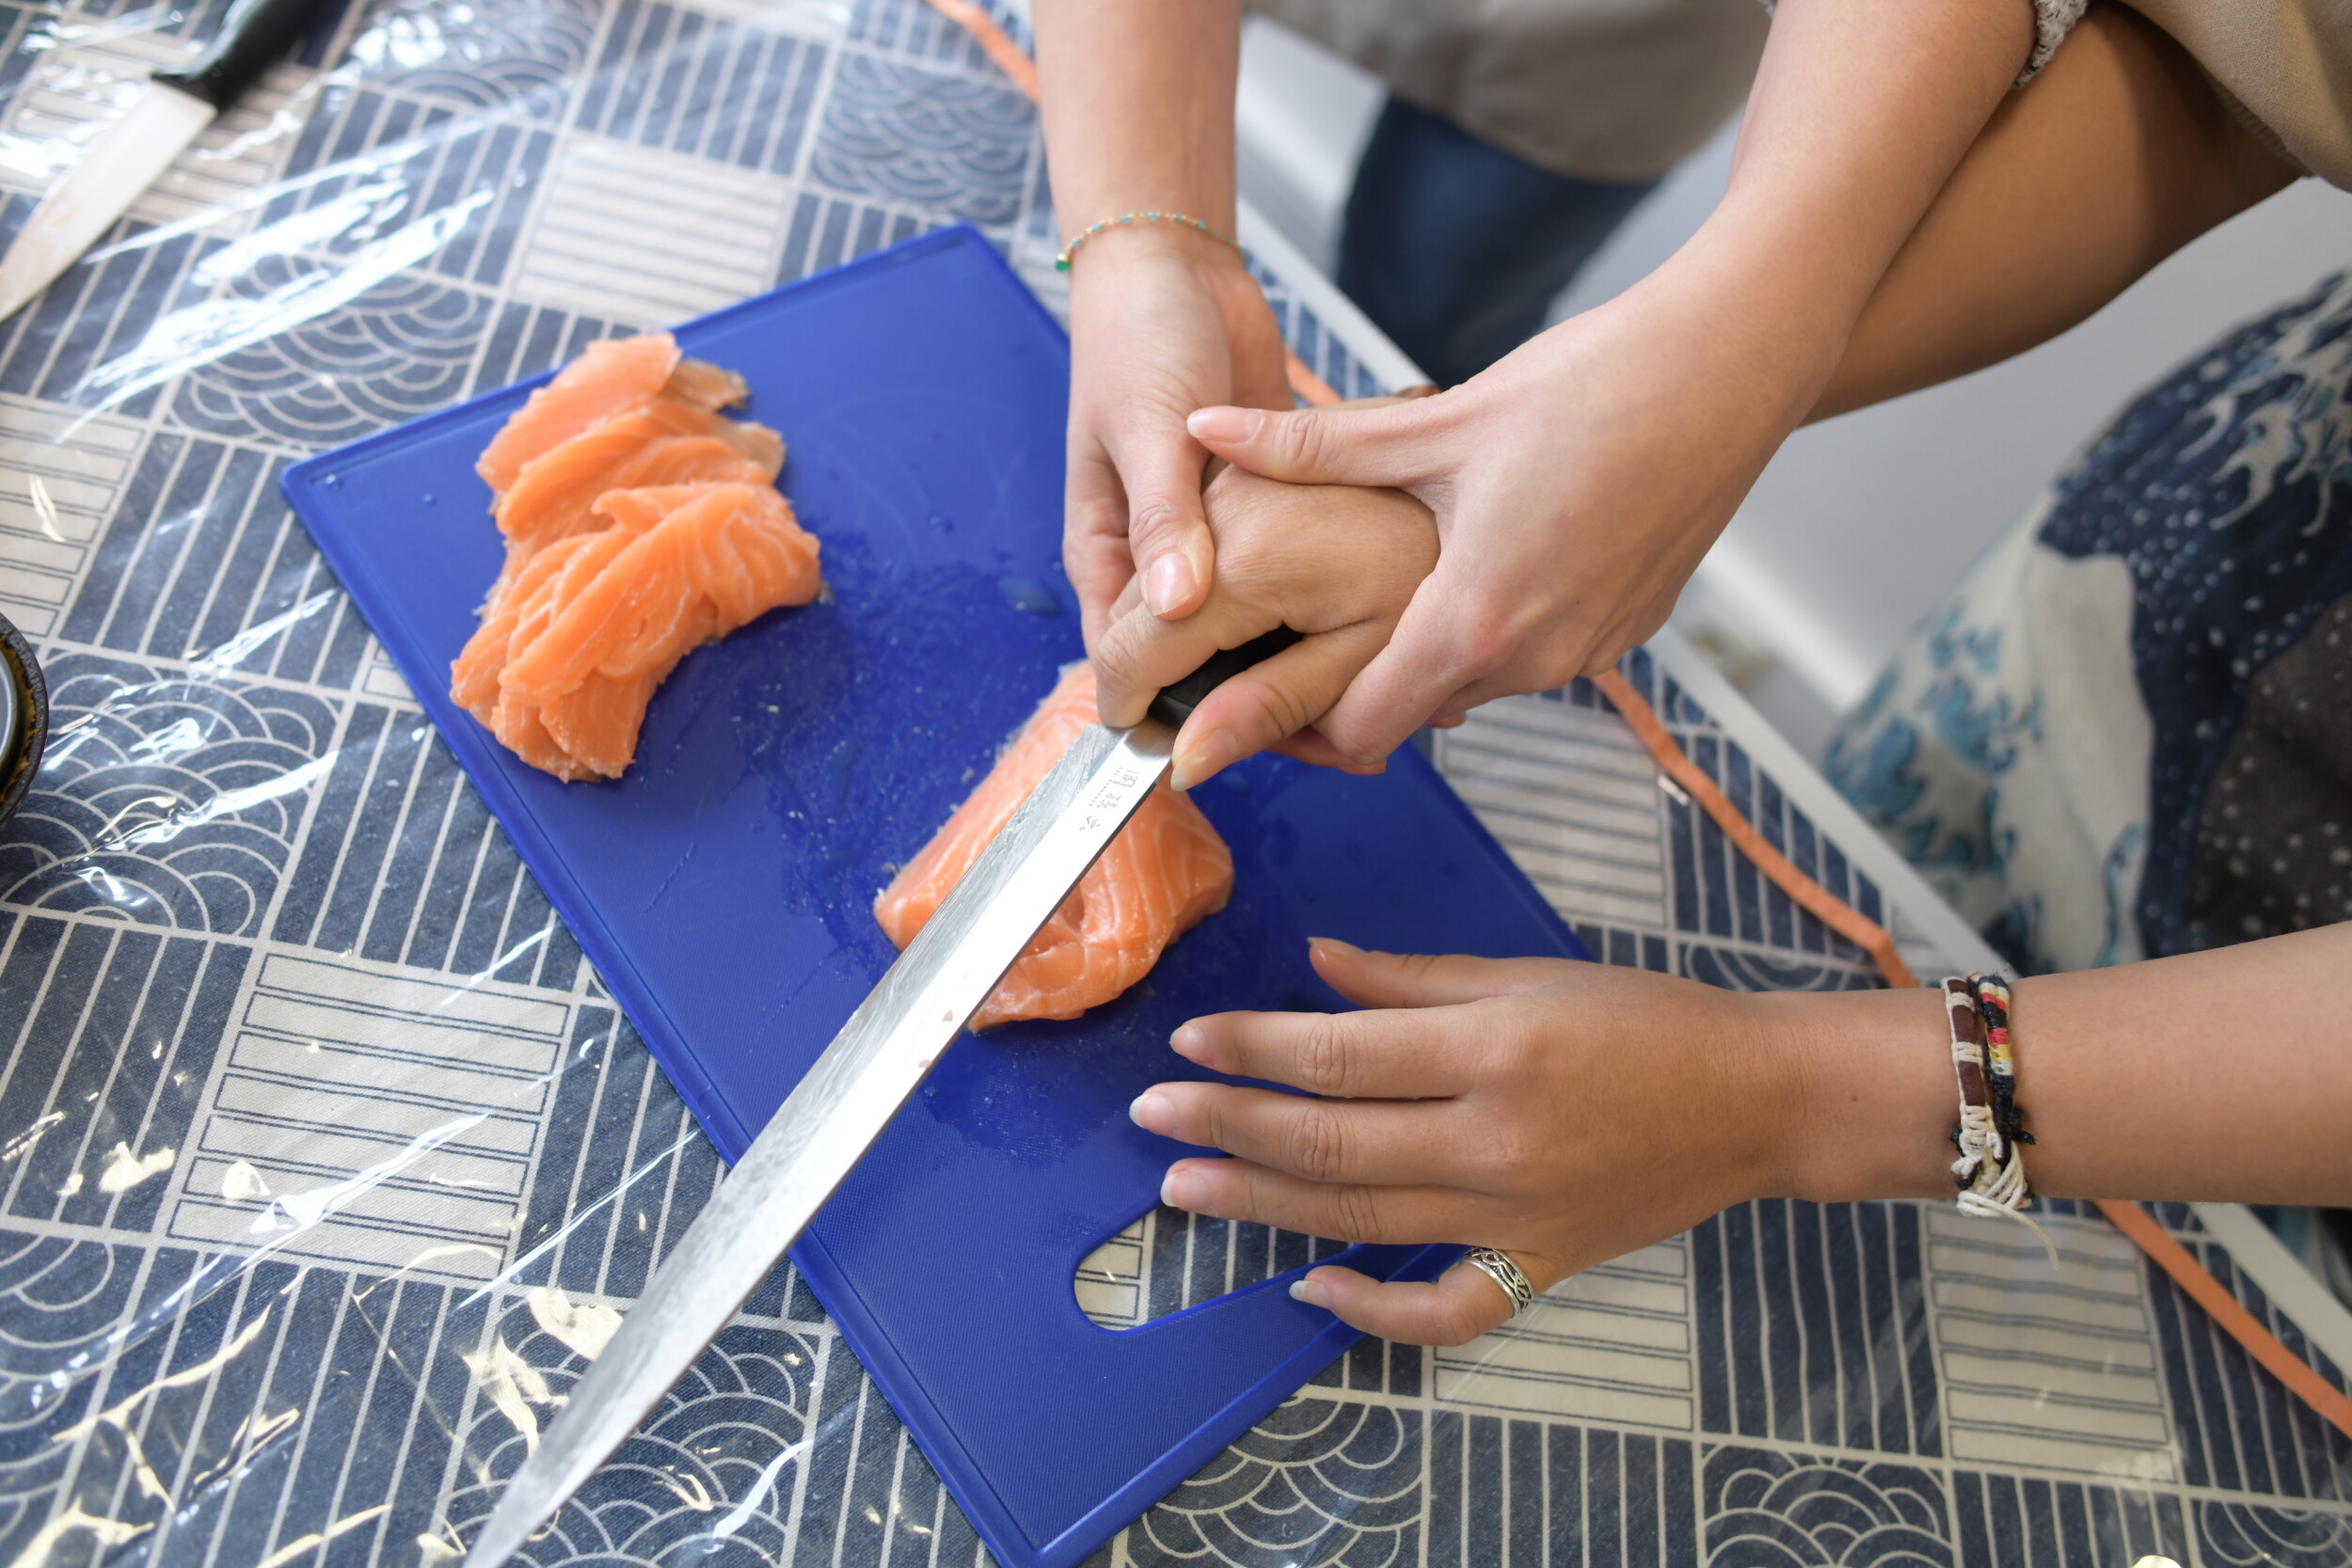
[
  {"left": 1689, "top": 0, "right": 2039, "bottom": 408},
  {"left": 1814, "top": 3, "right": 2300, "bottom": 421},
  {"left": 1107, "top": 0, "right": 2040, "bottom": 752},
  {"left": 1032, "top": 1, "right": 1241, "bottom": 245},
  {"left": 1129, "top": 925, "right": 2352, "bottom": 1344},
  {"left": 1791, "top": 924, "right": 2352, "bottom": 1206},
  {"left": 1031, "top": 1, "right": 1289, "bottom": 643}
]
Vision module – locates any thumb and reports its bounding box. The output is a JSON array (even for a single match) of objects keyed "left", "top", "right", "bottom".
[
  {"left": 1114, "top": 439, "right": 1218, "bottom": 620},
  {"left": 1306, "top": 940, "right": 1578, "bottom": 1008},
  {"left": 1185, "top": 401, "right": 1429, "bottom": 488}
]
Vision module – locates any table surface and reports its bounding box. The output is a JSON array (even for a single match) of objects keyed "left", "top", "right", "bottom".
[{"left": 0, "top": 1, "right": 2346, "bottom": 1565}]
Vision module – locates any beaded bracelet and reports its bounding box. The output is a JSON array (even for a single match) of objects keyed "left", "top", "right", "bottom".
[
  {"left": 1941, "top": 974, "right": 2050, "bottom": 1250},
  {"left": 1056, "top": 211, "right": 1245, "bottom": 273},
  {"left": 1972, "top": 973, "right": 2035, "bottom": 1157}
]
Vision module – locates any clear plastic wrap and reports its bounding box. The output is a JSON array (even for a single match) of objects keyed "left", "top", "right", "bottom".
[{"left": 0, "top": 2, "right": 2347, "bottom": 1565}]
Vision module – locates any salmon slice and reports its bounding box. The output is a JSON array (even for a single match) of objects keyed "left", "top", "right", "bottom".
[
  {"left": 456, "top": 524, "right": 646, "bottom": 781},
  {"left": 474, "top": 334, "right": 757, "bottom": 497},
  {"left": 537, "top": 670, "right": 662, "bottom": 781},
  {"left": 456, "top": 337, "right": 812, "bottom": 784},
  {"left": 662, "top": 358, "right": 749, "bottom": 412},
  {"left": 476, "top": 334, "right": 680, "bottom": 496},
  {"left": 497, "top": 484, "right": 821, "bottom": 777},
  {"left": 493, "top": 402, "right": 784, "bottom": 558},
  {"left": 874, "top": 663, "right": 1233, "bottom": 1028},
  {"left": 451, "top": 501, "right": 667, "bottom": 723},
  {"left": 490, "top": 692, "right": 593, "bottom": 782}
]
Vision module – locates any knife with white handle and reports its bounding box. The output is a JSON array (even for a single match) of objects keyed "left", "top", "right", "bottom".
[
  {"left": 462, "top": 629, "right": 1301, "bottom": 1567},
  {"left": 0, "top": 0, "right": 331, "bottom": 323}
]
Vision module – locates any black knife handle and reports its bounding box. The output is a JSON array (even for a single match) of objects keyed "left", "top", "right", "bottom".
[
  {"left": 1147, "top": 626, "right": 1304, "bottom": 729},
  {"left": 151, "top": 0, "right": 329, "bottom": 111}
]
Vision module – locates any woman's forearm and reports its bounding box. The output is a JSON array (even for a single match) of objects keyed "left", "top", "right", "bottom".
[
  {"left": 1812, "top": 4, "right": 2299, "bottom": 421},
  {"left": 1647, "top": 0, "right": 2034, "bottom": 419},
  {"left": 1778, "top": 926, "right": 2352, "bottom": 1207},
  {"left": 1032, "top": 0, "right": 1243, "bottom": 245}
]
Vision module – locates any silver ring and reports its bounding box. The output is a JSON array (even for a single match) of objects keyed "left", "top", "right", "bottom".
[{"left": 1464, "top": 1247, "right": 1535, "bottom": 1316}]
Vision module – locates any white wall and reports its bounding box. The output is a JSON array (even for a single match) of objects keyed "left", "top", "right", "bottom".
[
  {"left": 1234, "top": 20, "right": 2352, "bottom": 754},
  {"left": 1234, "top": 18, "right": 1383, "bottom": 277}
]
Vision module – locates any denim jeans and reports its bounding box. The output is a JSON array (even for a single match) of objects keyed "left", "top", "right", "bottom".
[{"left": 1338, "top": 96, "right": 1660, "bottom": 388}]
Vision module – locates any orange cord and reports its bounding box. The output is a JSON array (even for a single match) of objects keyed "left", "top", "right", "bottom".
[
  {"left": 1591, "top": 669, "right": 1917, "bottom": 989},
  {"left": 922, "top": 0, "right": 1039, "bottom": 99},
  {"left": 920, "top": 0, "right": 2352, "bottom": 1441},
  {"left": 2099, "top": 1197, "right": 2352, "bottom": 1439},
  {"left": 1592, "top": 671, "right": 2352, "bottom": 1440},
  {"left": 1285, "top": 355, "right": 1343, "bottom": 407}
]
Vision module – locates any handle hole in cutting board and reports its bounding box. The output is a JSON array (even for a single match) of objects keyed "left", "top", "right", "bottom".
[{"left": 1073, "top": 1203, "right": 1350, "bottom": 1329}]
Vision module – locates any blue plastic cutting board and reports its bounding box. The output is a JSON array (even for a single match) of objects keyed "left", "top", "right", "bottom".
[{"left": 281, "top": 227, "right": 1590, "bottom": 1567}]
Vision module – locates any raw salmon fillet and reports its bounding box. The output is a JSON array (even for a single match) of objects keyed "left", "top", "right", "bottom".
[
  {"left": 452, "top": 335, "right": 818, "bottom": 782},
  {"left": 874, "top": 664, "right": 1233, "bottom": 1028},
  {"left": 474, "top": 333, "right": 755, "bottom": 496}
]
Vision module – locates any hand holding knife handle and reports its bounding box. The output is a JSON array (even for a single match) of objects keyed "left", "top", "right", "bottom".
[
  {"left": 152, "top": 0, "right": 327, "bottom": 110},
  {"left": 1148, "top": 626, "right": 1302, "bottom": 728}
]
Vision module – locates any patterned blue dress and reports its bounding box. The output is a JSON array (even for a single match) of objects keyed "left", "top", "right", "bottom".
[{"left": 1825, "top": 271, "right": 2352, "bottom": 976}]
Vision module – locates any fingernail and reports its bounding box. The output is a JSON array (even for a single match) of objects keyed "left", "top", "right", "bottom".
[
  {"left": 1308, "top": 936, "right": 1361, "bottom": 962},
  {"left": 1173, "top": 727, "right": 1236, "bottom": 791},
  {"left": 1128, "top": 1090, "right": 1174, "bottom": 1134},
  {"left": 1186, "top": 406, "right": 1263, "bottom": 444},
  {"left": 1143, "top": 552, "right": 1194, "bottom": 617},
  {"left": 1169, "top": 1022, "right": 1207, "bottom": 1061},
  {"left": 1288, "top": 1276, "right": 1327, "bottom": 1307},
  {"left": 1161, "top": 1164, "right": 1208, "bottom": 1211}
]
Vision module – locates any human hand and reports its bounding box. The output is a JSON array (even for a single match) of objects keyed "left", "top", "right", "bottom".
[
  {"left": 1090, "top": 449, "right": 1438, "bottom": 788},
  {"left": 1064, "top": 230, "right": 1291, "bottom": 647},
  {"left": 1182, "top": 266, "right": 1834, "bottom": 765},
  {"left": 1128, "top": 940, "right": 1947, "bottom": 1345}
]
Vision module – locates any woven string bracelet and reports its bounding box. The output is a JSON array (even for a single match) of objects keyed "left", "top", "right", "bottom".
[
  {"left": 1056, "top": 211, "right": 1245, "bottom": 273},
  {"left": 1973, "top": 973, "right": 2035, "bottom": 1156},
  {"left": 1943, "top": 974, "right": 2054, "bottom": 1255}
]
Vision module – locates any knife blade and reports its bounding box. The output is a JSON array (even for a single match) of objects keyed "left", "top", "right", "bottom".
[
  {"left": 462, "top": 628, "right": 1300, "bottom": 1568},
  {"left": 0, "top": 0, "right": 327, "bottom": 323}
]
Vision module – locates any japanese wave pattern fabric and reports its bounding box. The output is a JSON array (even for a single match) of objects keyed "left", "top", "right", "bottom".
[
  {"left": 0, "top": 2, "right": 2344, "bottom": 1566},
  {"left": 1826, "top": 271, "right": 2352, "bottom": 977}
]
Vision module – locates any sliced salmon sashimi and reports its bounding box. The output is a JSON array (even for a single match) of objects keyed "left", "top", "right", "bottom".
[
  {"left": 875, "top": 663, "right": 1233, "bottom": 1029},
  {"left": 474, "top": 333, "right": 757, "bottom": 497},
  {"left": 452, "top": 333, "right": 818, "bottom": 781},
  {"left": 503, "top": 483, "right": 821, "bottom": 776},
  {"left": 493, "top": 402, "right": 783, "bottom": 560}
]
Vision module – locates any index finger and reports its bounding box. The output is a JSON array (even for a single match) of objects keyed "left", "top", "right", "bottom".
[
  {"left": 1092, "top": 584, "right": 1275, "bottom": 729},
  {"left": 1170, "top": 1005, "right": 1479, "bottom": 1099}
]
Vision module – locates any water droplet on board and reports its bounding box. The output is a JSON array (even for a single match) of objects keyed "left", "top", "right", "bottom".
[
  {"left": 930, "top": 515, "right": 952, "bottom": 531},
  {"left": 997, "top": 578, "right": 1061, "bottom": 616},
  {"left": 321, "top": 474, "right": 342, "bottom": 489}
]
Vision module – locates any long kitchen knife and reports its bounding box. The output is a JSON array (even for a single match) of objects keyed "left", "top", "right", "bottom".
[
  {"left": 0, "top": 0, "right": 328, "bottom": 323},
  {"left": 463, "top": 629, "right": 1300, "bottom": 1567}
]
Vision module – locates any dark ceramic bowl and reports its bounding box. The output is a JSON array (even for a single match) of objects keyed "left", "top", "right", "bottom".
[{"left": 0, "top": 611, "right": 46, "bottom": 832}]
